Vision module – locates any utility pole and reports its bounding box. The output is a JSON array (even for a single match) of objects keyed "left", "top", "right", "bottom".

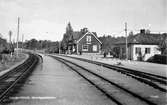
[
  {"left": 16, "top": 17, "right": 20, "bottom": 57},
  {"left": 125, "top": 22, "right": 128, "bottom": 60},
  {"left": 9, "top": 30, "right": 12, "bottom": 43},
  {"left": 22, "top": 34, "right": 24, "bottom": 51},
  {"left": 59, "top": 41, "right": 61, "bottom": 54},
  {"left": 9, "top": 30, "right": 12, "bottom": 57}
]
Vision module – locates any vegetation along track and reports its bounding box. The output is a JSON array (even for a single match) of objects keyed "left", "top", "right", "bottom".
[
  {"left": 51, "top": 55, "right": 158, "bottom": 105},
  {"left": 0, "top": 53, "right": 40, "bottom": 103},
  {"left": 61, "top": 55, "right": 167, "bottom": 92}
]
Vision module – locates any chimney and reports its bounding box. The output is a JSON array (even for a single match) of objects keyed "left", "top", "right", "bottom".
[{"left": 140, "top": 29, "right": 145, "bottom": 34}]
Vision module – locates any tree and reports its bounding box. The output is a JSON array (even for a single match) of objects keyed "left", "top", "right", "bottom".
[
  {"left": 29, "top": 39, "right": 38, "bottom": 49},
  {"left": 23, "top": 38, "right": 60, "bottom": 53},
  {"left": 46, "top": 41, "right": 59, "bottom": 53},
  {"left": 158, "top": 33, "right": 167, "bottom": 55},
  {"left": 65, "top": 22, "right": 73, "bottom": 43},
  {"left": 80, "top": 27, "right": 88, "bottom": 34},
  {"left": 61, "top": 22, "right": 74, "bottom": 53},
  {"left": 99, "top": 35, "right": 126, "bottom": 53},
  {"left": 0, "top": 37, "right": 7, "bottom": 53}
]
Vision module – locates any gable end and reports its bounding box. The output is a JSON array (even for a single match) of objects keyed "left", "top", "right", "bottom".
[{"left": 77, "top": 31, "right": 102, "bottom": 44}]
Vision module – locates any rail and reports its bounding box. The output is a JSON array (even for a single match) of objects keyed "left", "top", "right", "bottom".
[
  {"left": 51, "top": 55, "right": 158, "bottom": 105},
  {"left": 59, "top": 55, "right": 167, "bottom": 92},
  {"left": 0, "top": 53, "right": 40, "bottom": 103}
]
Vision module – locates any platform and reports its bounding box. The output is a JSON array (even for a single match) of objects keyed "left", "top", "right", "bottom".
[
  {"left": 67, "top": 54, "right": 167, "bottom": 78},
  {"left": 7, "top": 55, "right": 115, "bottom": 105}
]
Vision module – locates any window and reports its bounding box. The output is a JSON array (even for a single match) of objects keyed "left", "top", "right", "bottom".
[
  {"left": 82, "top": 45, "right": 88, "bottom": 51},
  {"left": 93, "top": 45, "right": 97, "bottom": 51},
  {"left": 135, "top": 47, "right": 141, "bottom": 54},
  {"left": 145, "top": 48, "right": 150, "bottom": 54},
  {"left": 86, "top": 36, "right": 91, "bottom": 44}
]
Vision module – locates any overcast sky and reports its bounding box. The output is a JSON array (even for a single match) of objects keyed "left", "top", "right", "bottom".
[{"left": 0, "top": 0, "right": 166, "bottom": 41}]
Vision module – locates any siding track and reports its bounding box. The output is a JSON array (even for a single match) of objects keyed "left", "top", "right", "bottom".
[
  {"left": 61, "top": 55, "right": 167, "bottom": 92},
  {"left": 0, "top": 53, "right": 40, "bottom": 104},
  {"left": 51, "top": 55, "right": 159, "bottom": 105}
]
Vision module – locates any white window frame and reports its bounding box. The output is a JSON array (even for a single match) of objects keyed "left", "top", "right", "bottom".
[
  {"left": 86, "top": 35, "right": 91, "bottom": 44},
  {"left": 135, "top": 47, "right": 141, "bottom": 54},
  {"left": 145, "top": 48, "right": 151, "bottom": 54},
  {"left": 82, "top": 45, "right": 88, "bottom": 51},
  {"left": 93, "top": 45, "right": 97, "bottom": 51}
]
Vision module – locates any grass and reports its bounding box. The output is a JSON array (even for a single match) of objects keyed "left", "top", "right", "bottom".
[{"left": 0, "top": 53, "right": 27, "bottom": 72}]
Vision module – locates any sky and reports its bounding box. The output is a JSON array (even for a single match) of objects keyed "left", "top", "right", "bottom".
[{"left": 0, "top": 0, "right": 166, "bottom": 42}]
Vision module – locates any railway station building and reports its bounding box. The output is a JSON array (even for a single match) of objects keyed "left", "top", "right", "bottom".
[{"left": 71, "top": 31, "right": 102, "bottom": 54}]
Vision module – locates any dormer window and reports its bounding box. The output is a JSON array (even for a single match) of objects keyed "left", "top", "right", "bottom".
[{"left": 86, "top": 35, "right": 91, "bottom": 44}]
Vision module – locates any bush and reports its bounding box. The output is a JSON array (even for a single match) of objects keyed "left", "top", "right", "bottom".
[{"left": 147, "top": 54, "right": 167, "bottom": 64}]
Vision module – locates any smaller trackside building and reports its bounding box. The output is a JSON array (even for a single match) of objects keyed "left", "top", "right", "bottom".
[
  {"left": 114, "top": 30, "right": 164, "bottom": 61},
  {"left": 76, "top": 31, "right": 102, "bottom": 54},
  {"left": 115, "top": 43, "right": 161, "bottom": 61}
]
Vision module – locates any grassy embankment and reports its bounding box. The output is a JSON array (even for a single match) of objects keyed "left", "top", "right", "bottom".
[{"left": 0, "top": 53, "right": 27, "bottom": 72}]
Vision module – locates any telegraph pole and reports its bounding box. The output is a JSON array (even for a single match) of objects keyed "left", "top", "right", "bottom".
[
  {"left": 59, "top": 41, "right": 61, "bottom": 54},
  {"left": 9, "top": 30, "right": 12, "bottom": 43},
  {"left": 125, "top": 22, "right": 128, "bottom": 60},
  {"left": 16, "top": 17, "right": 20, "bottom": 57},
  {"left": 22, "top": 34, "right": 24, "bottom": 51},
  {"left": 9, "top": 30, "right": 12, "bottom": 57}
]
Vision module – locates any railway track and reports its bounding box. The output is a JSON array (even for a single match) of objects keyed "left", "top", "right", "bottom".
[
  {"left": 60, "top": 55, "right": 167, "bottom": 92},
  {"left": 52, "top": 55, "right": 160, "bottom": 105},
  {"left": 0, "top": 53, "right": 40, "bottom": 104}
]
